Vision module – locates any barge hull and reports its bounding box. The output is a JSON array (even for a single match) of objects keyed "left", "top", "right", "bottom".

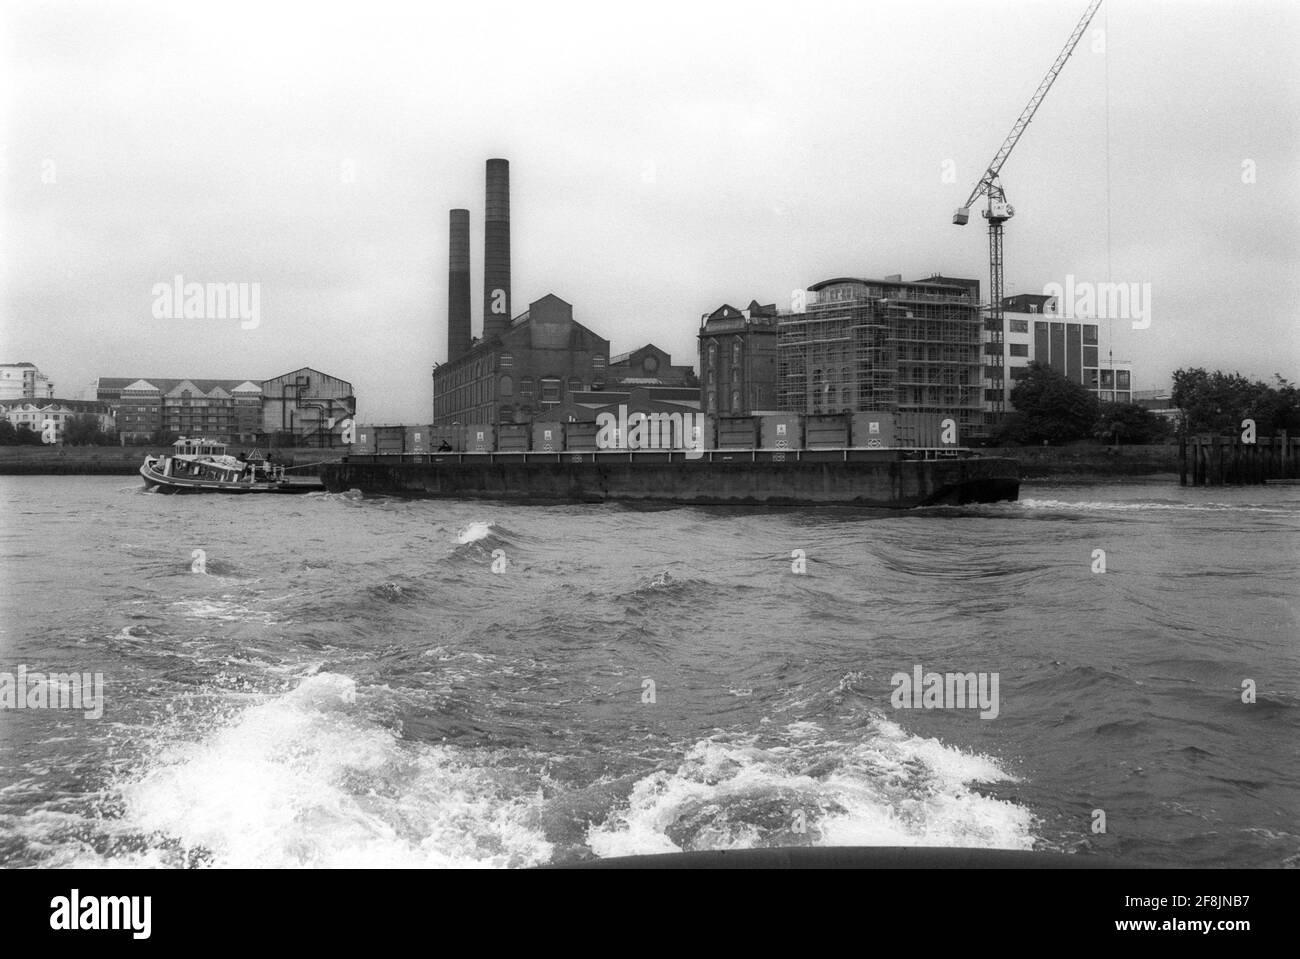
[{"left": 321, "top": 455, "right": 1019, "bottom": 508}]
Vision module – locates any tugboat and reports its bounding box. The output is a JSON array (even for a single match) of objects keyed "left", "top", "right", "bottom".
[{"left": 140, "top": 437, "right": 322, "bottom": 493}]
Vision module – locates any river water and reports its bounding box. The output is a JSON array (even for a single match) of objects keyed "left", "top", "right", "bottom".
[{"left": 1, "top": 476, "right": 1296, "bottom": 867}]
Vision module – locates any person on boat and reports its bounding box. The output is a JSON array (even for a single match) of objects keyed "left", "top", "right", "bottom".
[{"left": 437, "top": 440, "right": 452, "bottom": 452}]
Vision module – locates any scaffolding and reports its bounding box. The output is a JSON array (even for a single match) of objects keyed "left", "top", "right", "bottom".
[{"left": 777, "top": 281, "right": 983, "bottom": 434}]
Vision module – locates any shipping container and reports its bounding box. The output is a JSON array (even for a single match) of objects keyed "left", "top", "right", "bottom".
[
  {"left": 532, "top": 422, "right": 564, "bottom": 452},
  {"left": 851, "top": 412, "right": 895, "bottom": 449},
  {"left": 692, "top": 414, "right": 715, "bottom": 451},
  {"left": 805, "top": 413, "right": 849, "bottom": 449},
  {"left": 427, "top": 427, "right": 460, "bottom": 452},
  {"left": 497, "top": 423, "right": 529, "bottom": 452},
  {"left": 349, "top": 425, "right": 377, "bottom": 455},
  {"left": 716, "top": 416, "right": 759, "bottom": 449},
  {"left": 564, "top": 421, "right": 599, "bottom": 451},
  {"left": 895, "top": 413, "right": 960, "bottom": 448},
  {"left": 465, "top": 424, "right": 495, "bottom": 453},
  {"left": 374, "top": 425, "right": 405, "bottom": 454},
  {"left": 404, "top": 426, "right": 431, "bottom": 455},
  {"left": 759, "top": 413, "right": 803, "bottom": 450}
]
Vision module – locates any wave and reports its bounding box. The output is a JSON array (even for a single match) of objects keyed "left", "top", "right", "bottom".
[
  {"left": 586, "top": 718, "right": 1033, "bottom": 858},
  {"left": 39, "top": 673, "right": 554, "bottom": 868},
  {"left": 1017, "top": 498, "right": 1295, "bottom": 514}
]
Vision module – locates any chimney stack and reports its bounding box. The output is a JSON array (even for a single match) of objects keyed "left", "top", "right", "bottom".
[
  {"left": 448, "top": 209, "right": 471, "bottom": 361},
  {"left": 482, "top": 158, "right": 511, "bottom": 340}
]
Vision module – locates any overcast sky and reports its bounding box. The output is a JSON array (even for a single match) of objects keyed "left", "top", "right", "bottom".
[{"left": 2, "top": 0, "right": 1297, "bottom": 421}]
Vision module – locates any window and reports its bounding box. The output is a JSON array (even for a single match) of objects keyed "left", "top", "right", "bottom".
[
  {"left": 568, "top": 377, "right": 582, "bottom": 395},
  {"left": 1010, "top": 367, "right": 1029, "bottom": 381},
  {"left": 707, "top": 342, "right": 717, "bottom": 370},
  {"left": 520, "top": 377, "right": 534, "bottom": 402},
  {"left": 1009, "top": 319, "right": 1028, "bottom": 333},
  {"left": 732, "top": 338, "right": 743, "bottom": 365},
  {"left": 1084, "top": 346, "right": 1099, "bottom": 367},
  {"left": 1100, "top": 370, "right": 1115, "bottom": 389},
  {"left": 1009, "top": 344, "right": 1028, "bottom": 357},
  {"left": 499, "top": 353, "right": 514, "bottom": 368},
  {"left": 1116, "top": 370, "right": 1130, "bottom": 391},
  {"left": 540, "top": 377, "right": 561, "bottom": 405},
  {"left": 1082, "top": 326, "right": 1098, "bottom": 345},
  {"left": 500, "top": 375, "right": 513, "bottom": 397},
  {"left": 985, "top": 388, "right": 1003, "bottom": 402},
  {"left": 592, "top": 356, "right": 605, "bottom": 371}
]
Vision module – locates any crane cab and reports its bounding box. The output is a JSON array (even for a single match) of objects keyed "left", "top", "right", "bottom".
[
  {"left": 984, "top": 200, "right": 1015, "bottom": 221},
  {"left": 952, "top": 207, "right": 970, "bottom": 225}
]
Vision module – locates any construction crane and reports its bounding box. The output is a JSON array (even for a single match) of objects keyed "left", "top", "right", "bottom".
[{"left": 954, "top": 0, "right": 1103, "bottom": 413}]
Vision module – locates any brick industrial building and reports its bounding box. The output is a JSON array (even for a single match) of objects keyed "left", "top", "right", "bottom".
[{"left": 431, "top": 159, "right": 698, "bottom": 427}]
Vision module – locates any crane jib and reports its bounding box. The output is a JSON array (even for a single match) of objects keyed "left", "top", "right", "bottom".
[{"left": 958, "top": 0, "right": 1105, "bottom": 212}]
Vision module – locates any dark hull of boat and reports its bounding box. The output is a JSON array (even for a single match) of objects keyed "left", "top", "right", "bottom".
[{"left": 322, "top": 451, "right": 1019, "bottom": 508}]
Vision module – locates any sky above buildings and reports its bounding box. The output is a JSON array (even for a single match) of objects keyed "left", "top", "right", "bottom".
[{"left": 2, "top": 0, "right": 1297, "bottom": 420}]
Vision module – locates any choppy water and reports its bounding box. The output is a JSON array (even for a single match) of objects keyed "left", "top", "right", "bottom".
[{"left": 1, "top": 476, "right": 1296, "bottom": 868}]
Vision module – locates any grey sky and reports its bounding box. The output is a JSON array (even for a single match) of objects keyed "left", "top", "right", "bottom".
[{"left": 3, "top": 0, "right": 1297, "bottom": 421}]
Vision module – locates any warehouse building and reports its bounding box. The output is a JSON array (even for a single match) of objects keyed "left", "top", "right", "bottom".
[
  {"left": 697, "top": 301, "right": 780, "bottom": 417},
  {"left": 97, "top": 367, "right": 354, "bottom": 445}
]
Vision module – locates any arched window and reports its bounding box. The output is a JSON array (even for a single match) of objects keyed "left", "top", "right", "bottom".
[
  {"left": 731, "top": 389, "right": 742, "bottom": 411},
  {"left": 707, "top": 342, "right": 717, "bottom": 370},
  {"left": 500, "top": 374, "right": 514, "bottom": 397},
  {"left": 732, "top": 338, "right": 743, "bottom": 365}
]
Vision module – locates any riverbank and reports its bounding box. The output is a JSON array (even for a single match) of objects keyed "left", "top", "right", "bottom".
[
  {"left": 980, "top": 443, "right": 1178, "bottom": 480},
  {"left": 0, "top": 446, "right": 345, "bottom": 475}
]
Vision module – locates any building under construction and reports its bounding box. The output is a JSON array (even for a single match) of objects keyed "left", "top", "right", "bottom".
[{"left": 777, "top": 275, "right": 984, "bottom": 436}]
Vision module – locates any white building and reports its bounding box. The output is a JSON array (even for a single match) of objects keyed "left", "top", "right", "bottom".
[
  {"left": 0, "top": 362, "right": 55, "bottom": 400},
  {"left": 0, "top": 399, "right": 115, "bottom": 442},
  {"left": 986, "top": 294, "right": 1133, "bottom": 415}
]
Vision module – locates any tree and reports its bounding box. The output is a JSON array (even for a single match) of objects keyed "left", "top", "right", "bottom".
[
  {"left": 1172, "top": 368, "right": 1300, "bottom": 434},
  {"left": 14, "top": 424, "right": 43, "bottom": 445},
  {"left": 62, "top": 413, "right": 106, "bottom": 446},
  {"left": 1093, "top": 402, "right": 1172, "bottom": 445},
  {"left": 0, "top": 420, "right": 16, "bottom": 445},
  {"left": 998, "top": 362, "right": 1099, "bottom": 444}
]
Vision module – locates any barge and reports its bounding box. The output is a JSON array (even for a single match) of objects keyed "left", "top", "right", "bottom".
[
  {"left": 322, "top": 447, "right": 1018, "bottom": 507},
  {"left": 323, "top": 412, "right": 1017, "bottom": 507}
]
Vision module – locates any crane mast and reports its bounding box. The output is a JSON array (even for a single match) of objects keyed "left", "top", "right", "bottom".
[{"left": 954, "top": 0, "right": 1103, "bottom": 416}]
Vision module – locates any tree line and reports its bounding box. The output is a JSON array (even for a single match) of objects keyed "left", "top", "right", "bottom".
[{"left": 991, "top": 363, "right": 1299, "bottom": 446}]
